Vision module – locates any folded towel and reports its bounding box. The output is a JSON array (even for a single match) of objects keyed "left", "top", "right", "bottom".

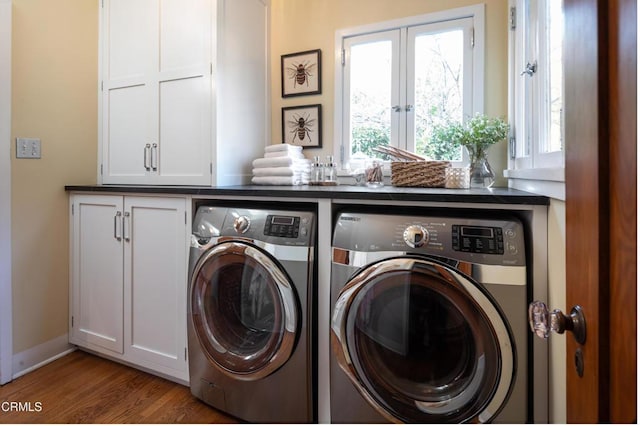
[
  {"left": 264, "top": 143, "right": 303, "bottom": 153},
  {"left": 253, "top": 166, "right": 312, "bottom": 177},
  {"left": 253, "top": 167, "right": 295, "bottom": 177},
  {"left": 252, "top": 157, "right": 311, "bottom": 169},
  {"left": 264, "top": 150, "right": 305, "bottom": 159},
  {"left": 252, "top": 175, "right": 309, "bottom": 185}
]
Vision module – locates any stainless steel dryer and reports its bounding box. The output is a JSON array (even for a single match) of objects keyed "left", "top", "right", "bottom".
[
  {"left": 188, "top": 205, "right": 315, "bottom": 423},
  {"left": 330, "top": 211, "right": 530, "bottom": 423}
]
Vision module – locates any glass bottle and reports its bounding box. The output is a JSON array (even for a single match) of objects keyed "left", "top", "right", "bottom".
[
  {"left": 312, "top": 156, "right": 324, "bottom": 183},
  {"left": 324, "top": 155, "right": 337, "bottom": 182}
]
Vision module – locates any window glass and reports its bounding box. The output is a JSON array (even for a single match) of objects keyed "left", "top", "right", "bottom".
[
  {"left": 413, "top": 28, "right": 465, "bottom": 161},
  {"left": 545, "top": 0, "right": 563, "bottom": 153},
  {"left": 349, "top": 40, "right": 394, "bottom": 158}
]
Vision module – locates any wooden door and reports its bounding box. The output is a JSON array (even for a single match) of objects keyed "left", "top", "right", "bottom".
[{"left": 564, "top": 0, "right": 636, "bottom": 422}]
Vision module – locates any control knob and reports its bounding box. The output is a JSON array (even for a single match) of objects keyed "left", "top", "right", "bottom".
[
  {"left": 233, "top": 216, "right": 251, "bottom": 234},
  {"left": 403, "top": 225, "right": 429, "bottom": 248}
]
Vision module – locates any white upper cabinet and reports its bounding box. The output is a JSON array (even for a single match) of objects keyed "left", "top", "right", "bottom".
[{"left": 99, "top": 0, "right": 269, "bottom": 186}]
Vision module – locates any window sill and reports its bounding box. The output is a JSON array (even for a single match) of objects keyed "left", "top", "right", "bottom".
[{"left": 503, "top": 167, "right": 565, "bottom": 200}]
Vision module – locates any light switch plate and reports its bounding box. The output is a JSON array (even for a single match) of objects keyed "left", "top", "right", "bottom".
[{"left": 16, "top": 137, "right": 41, "bottom": 159}]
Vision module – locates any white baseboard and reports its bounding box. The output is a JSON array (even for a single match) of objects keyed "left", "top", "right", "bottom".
[{"left": 12, "top": 334, "right": 75, "bottom": 380}]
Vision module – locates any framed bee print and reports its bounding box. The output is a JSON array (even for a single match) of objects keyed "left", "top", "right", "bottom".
[
  {"left": 281, "top": 49, "right": 322, "bottom": 97},
  {"left": 282, "top": 104, "right": 322, "bottom": 148}
]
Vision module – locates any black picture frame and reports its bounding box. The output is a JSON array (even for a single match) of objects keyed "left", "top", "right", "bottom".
[
  {"left": 281, "top": 104, "right": 322, "bottom": 148},
  {"left": 281, "top": 49, "right": 322, "bottom": 97}
]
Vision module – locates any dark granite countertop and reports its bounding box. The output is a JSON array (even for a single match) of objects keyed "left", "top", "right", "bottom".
[{"left": 65, "top": 184, "right": 550, "bottom": 205}]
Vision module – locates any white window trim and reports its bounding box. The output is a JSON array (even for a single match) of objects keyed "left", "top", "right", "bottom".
[
  {"left": 506, "top": 0, "right": 565, "bottom": 200},
  {"left": 333, "top": 4, "right": 485, "bottom": 173},
  {"left": 504, "top": 167, "right": 565, "bottom": 200}
]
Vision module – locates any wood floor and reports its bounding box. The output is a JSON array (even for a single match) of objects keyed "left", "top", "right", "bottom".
[{"left": 0, "top": 350, "right": 239, "bottom": 423}]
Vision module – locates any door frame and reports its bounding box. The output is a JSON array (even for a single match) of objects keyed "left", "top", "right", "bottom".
[{"left": 0, "top": 0, "right": 13, "bottom": 385}]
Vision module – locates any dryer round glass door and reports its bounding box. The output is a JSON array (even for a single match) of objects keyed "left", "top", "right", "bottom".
[
  {"left": 331, "top": 256, "right": 515, "bottom": 423},
  {"left": 191, "top": 241, "right": 298, "bottom": 380}
]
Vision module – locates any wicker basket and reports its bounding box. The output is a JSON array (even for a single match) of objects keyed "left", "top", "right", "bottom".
[{"left": 391, "top": 161, "right": 451, "bottom": 187}]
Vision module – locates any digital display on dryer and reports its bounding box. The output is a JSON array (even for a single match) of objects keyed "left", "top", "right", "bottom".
[
  {"left": 452, "top": 225, "right": 504, "bottom": 254},
  {"left": 271, "top": 216, "right": 295, "bottom": 226},
  {"left": 264, "top": 215, "right": 300, "bottom": 238}
]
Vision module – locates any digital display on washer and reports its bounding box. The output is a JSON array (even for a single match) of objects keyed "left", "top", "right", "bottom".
[
  {"left": 452, "top": 225, "right": 504, "bottom": 254},
  {"left": 271, "top": 216, "right": 295, "bottom": 226},
  {"left": 264, "top": 215, "right": 300, "bottom": 238},
  {"left": 460, "top": 226, "right": 493, "bottom": 238}
]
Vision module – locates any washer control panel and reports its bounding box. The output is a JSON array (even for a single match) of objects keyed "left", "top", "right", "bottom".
[
  {"left": 192, "top": 206, "right": 315, "bottom": 247},
  {"left": 333, "top": 212, "right": 525, "bottom": 266},
  {"left": 452, "top": 225, "right": 504, "bottom": 254},
  {"left": 264, "top": 215, "right": 301, "bottom": 238}
]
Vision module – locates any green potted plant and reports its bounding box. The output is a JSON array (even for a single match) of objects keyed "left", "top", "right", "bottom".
[{"left": 431, "top": 113, "right": 510, "bottom": 188}]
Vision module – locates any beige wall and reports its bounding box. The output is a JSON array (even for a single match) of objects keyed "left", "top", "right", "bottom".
[
  {"left": 11, "top": 0, "right": 97, "bottom": 354},
  {"left": 270, "top": 0, "right": 509, "bottom": 185}
]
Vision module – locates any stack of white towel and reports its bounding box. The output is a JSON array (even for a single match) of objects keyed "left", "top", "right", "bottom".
[{"left": 251, "top": 144, "right": 312, "bottom": 185}]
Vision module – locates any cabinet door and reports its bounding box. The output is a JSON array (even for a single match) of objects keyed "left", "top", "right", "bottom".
[
  {"left": 70, "top": 195, "right": 124, "bottom": 354},
  {"left": 101, "top": 0, "right": 157, "bottom": 184},
  {"left": 100, "top": 0, "right": 212, "bottom": 185},
  {"left": 123, "top": 197, "right": 188, "bottom": 379},
  {"left": 156, "top": 0, "right": 212, "bottom": 185}
]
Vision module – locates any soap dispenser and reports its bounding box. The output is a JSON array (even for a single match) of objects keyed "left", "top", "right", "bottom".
[{"left": 324, "top": 155, "right": 337, "bottom": 183}]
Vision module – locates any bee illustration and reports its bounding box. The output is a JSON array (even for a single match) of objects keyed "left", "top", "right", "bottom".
[
  {"left": 286, "top": 61, "right": 317, "bottom": 88},
  {"left": 288, "top": 113, "right": 315, "bottom": 143}
]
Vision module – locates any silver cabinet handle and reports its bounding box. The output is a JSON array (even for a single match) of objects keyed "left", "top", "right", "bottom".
[
  {"left": 114, "top": 211, "right": 122, "bottom": 241},
  {"left": 123, "top": 211, "right": 131, "bottom": 242},
  {"left": 151, "top": 143, "right": 158, "bottom": 171},
  {"left": 392, "top": 105, "right": 402, "bottom": 112},
  {"left": 405, "top": 104, "right": 414, "bottom": 112},
  {"left": 144, "top": 144, "right": 151, "bottom": 171}
]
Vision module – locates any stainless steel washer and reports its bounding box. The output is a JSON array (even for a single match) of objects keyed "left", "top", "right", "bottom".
[
  {"left": 330, "top": 211, "right": 530, "bottom": 423},
  {"left": 188, "top": 205, "right": 316, "bottom": 423}
]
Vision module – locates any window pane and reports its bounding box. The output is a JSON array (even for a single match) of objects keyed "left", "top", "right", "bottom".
[
  {"left": 414, "top": 29, "right": 464, "bottom": 161},
  {"left": 546, "top": 0, "right": 563, "bottom": 153},
  {"left": 350, "top": 41, "right": 392, "bottom": 157}
]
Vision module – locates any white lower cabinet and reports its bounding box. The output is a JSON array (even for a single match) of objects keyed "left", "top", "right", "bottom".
[{"left": 70, "top": 194, "right": 189, "bottom": 382}]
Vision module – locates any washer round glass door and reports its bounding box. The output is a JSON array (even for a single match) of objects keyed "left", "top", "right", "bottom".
[
  {"left": 191, "top": 240, "right": 298, "bottom": 380},
  {"left": 331, "top": 256, "right": 515, "bottom": 423}
]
